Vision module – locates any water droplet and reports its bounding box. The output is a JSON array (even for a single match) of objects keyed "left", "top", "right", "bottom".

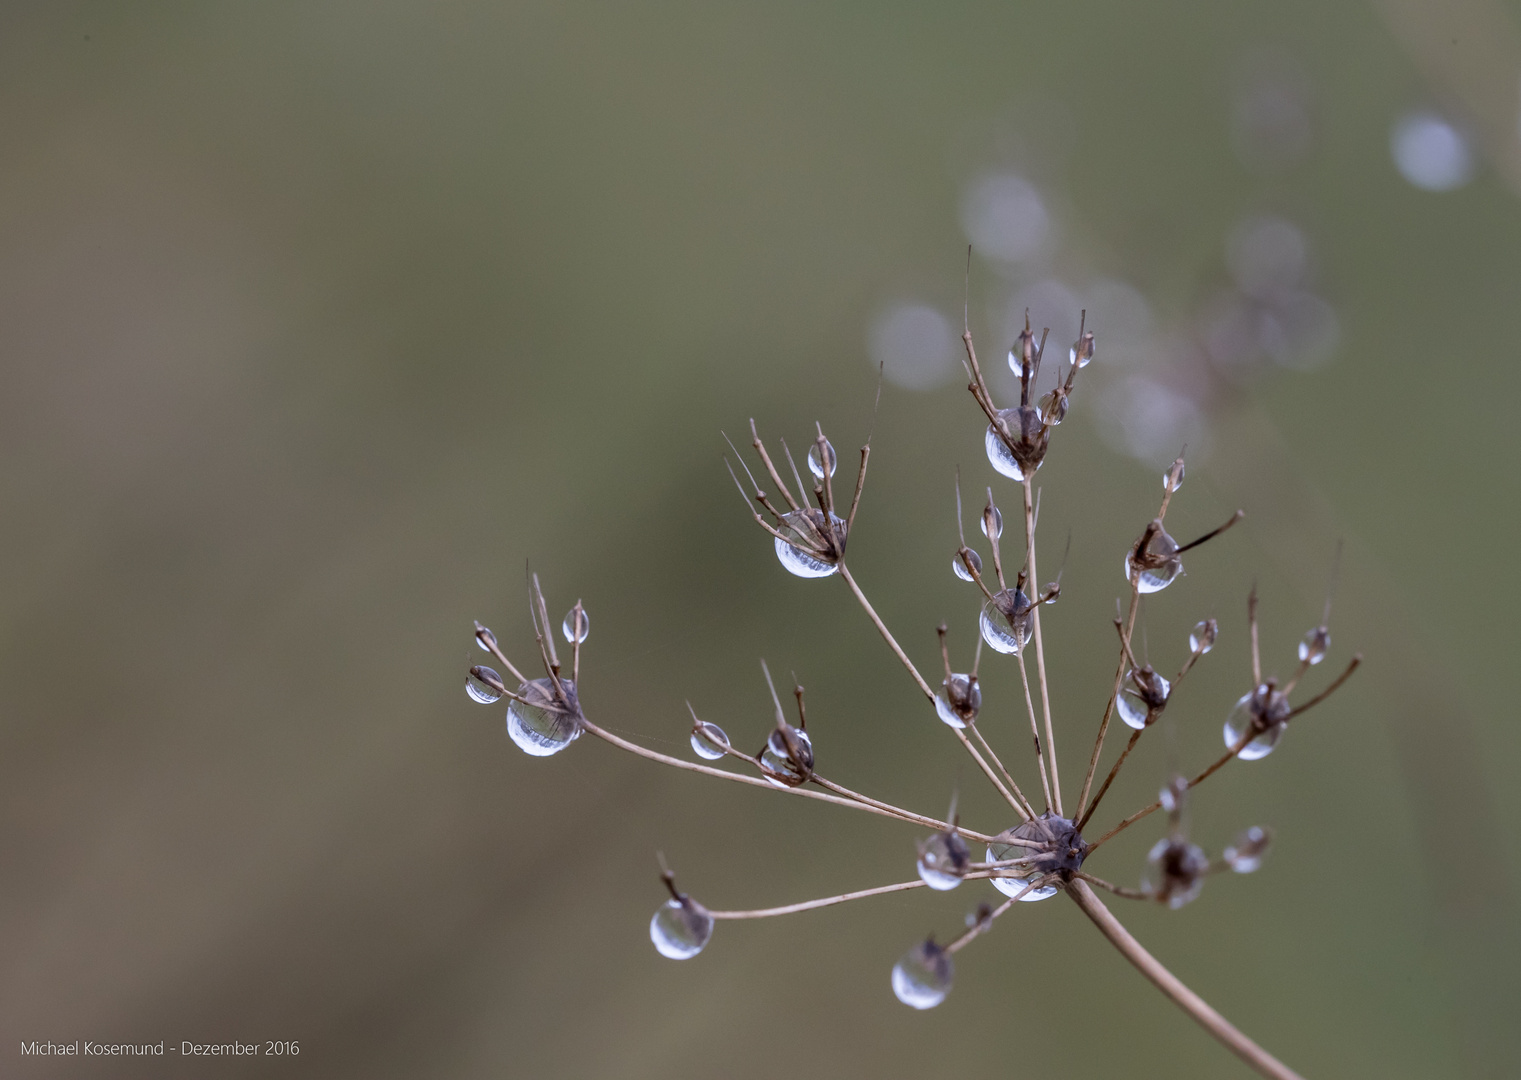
[
  {"left": 475, "top": 623, "right": 496, "bottom": 652},
  {"left": 1038, "top": 389, "right": 1068, "bottom": 425},
  {"left": 760, "top": 725, "right": 814, "bottom": 786},
  {"left": 952, "top": 548, "right": 983, "bottom": 582},
  {"left": 934, "top": 674, "right": 981, "bottom": 729},
  {"left": 807, "top": 439, "right": 837, "bottom": 479},
  {"left": 1164, "top": 460, "right": 1184, "bottom": 492},
  {"left": 690, "top": 721, "right": 730, "bottom": 760},
  {"left": 466, "top": 666, "right": 503, "bottom": 704},
  {"left": 986, "top": 820, "right": 1059, "bottom": 902},
  {"left": 979, "top": 590, "right": 1033, "bottom": 655},
  {"left": 773, "top": 510, "right": 843, "bottom": 579},
  {"left": 561, "top": 607, "right": 590, "bottom": 644},
  {"left": 1116, "top": 689, "right": 1149, "bottom": 730},
  {"left": 1224, "top": 826, "right": 1272, "bottom": 874},
  {"left": 1223, "top": 684, "right": 1291, "bottom": 760},
  {"left": 1124, "top": 529, "right": 1182, "bottom": 593},
  {"left": 916, "top": 830, "right": 970, "bottom": 890},
  {"left": 1298, "top": 626, "right": 1329, "bottom": 665},
  {"left": 891, "top": 940, "right": 953, "bottom": 1009},
  {"left": 649, "top": 898, "right": 714, "bottom": 959},
  {"left": 981, "top": 506, "right": 1003, "bottom": 539},
  {"left": 1158, "top": 775, "right": 1188, "bottom": 814},
  {"left": 506, "top": 677, "right": 581, "bottom": 757},
  {"left": 1070, "top": 332, "right": 1095, "bottom": 369},
  {"left": 984, "top": 407, "right": 1045, "bottom": 481},
  {"left": 1143, "top": 838, "right": 1209, "bottom": 909},
  {"left": 1189, "top": 619, "right": 1218, "bottom": 655}
]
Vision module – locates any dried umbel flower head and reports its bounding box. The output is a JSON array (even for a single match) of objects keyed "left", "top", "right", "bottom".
[{"left": 465, "top": 300, "right": 1362, "bottom": 1080}]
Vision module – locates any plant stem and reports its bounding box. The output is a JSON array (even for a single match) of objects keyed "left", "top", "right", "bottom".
[{"left": 1067, "top": 879, "right": 1305, "bottom": 1080}]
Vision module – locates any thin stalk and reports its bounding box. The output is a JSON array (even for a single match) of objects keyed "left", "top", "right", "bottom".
[
  {"left": 1076, "top": 726, "right": 1144, "bottom": 831},
  {"left": 576, "top": 716, "right": 986, "bottom": 836},
  {"left": 1068, "top": 879, "right": 1305, "bottom": 1080},
  {"left": 1022, "top": 476, "right": 1061, "bottom": 815},
  {"left": 810, "top": 776, "right": 998, "bottom": 844},
  {"left": 1077, "top": 586, "right": 1140, "bottom": 818},
  {"left": 967, "top": 725, "right": 1038, "bottom": 822},
  {"left": 1014, "top": 647, "right": 1056, "bottom": 812}
]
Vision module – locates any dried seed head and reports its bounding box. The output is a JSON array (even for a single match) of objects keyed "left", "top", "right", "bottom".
[
  {"left": 1223, "top": 681, "right": 1292, "bottom": 760},
  {"left": 1190, "top": 618, "right": 1219, "bottom": 655},
  {"left": 935, "top": 673, "right": 982, "bottom": 729},
  {"left": 987, "top": 813, "right": 1086, "bottom": 901},
  {"left": 892, "top": 939, "right": 953, "bottom": 1010},
  {"left": 917, "top": 829, "right": 972, "bottom": 890},
  {"left": 1224, "top": 826, "right": 1273, "bottom": 874},
  {"left": 1143, "top": 837, "right": 1210, "bottom": 909}
]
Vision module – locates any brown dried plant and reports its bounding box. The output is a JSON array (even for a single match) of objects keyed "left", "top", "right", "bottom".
[{"left": 465, "top": 308, "right": 1360, "bottom": 1080}]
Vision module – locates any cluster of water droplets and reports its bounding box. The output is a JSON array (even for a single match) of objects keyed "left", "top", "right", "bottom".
[
  {"left": 980, "top": 588, "right": 1033, "bottom": 655},
  {"left": 1223, "top": 682, "right": 1291, "bottom": 760},
  {"left": 891, "top": 940, "right": 953, "bottom": 1010},
  {"left": 773, "top": 509, "right": 844, "bottom": 579},
  {"left": 1124, "top": 527, "right": 1182, "bottom": 593},
  {"left": 649, "top": 897, "right": 715, "bottom": 960},
  {"left": 916, "top": 830, "right": 970, "bottom": 891},
  {"left": 506, "top": 676, "right": 581, "bottom": 757},
  {"left": 934, "top": 674, "right": 981, "bottom": 729},
  {"left": 689, "top": 720, "right": 730, "bottom": 760}
]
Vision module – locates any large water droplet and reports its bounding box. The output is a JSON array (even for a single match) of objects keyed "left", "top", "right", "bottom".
[
  {"left": 1298, "top": 626, "right": 1329, "bottom": 665},
  {"left": 649, "top": 898, "right": 714, "bottom": 959},
  {"left": 1190, "top": 619, "right": 1218, "bottom": 655},
  {"left": 891, "top": 941, "right": 953, "bottom": 1009},
  {"left": 1116, "top": 689, "right": 1149, "bottom": 730},
  {"left": 934, "top": 674, "right": 981, "bottom": 729},
  {"left": 979, "top": 590, "right": 1033, "bottom": 655},
  {"left": 561, "top": 607, "right": 590, "bottom": 644},
  {"left": 773, "top": 510, "right": 843, "bottom": 579},
  {"left": 760, "top": 725, "right": 814, "bottom": 787},
  {"left": 917, "top": 831, "right": 970, "bottom": 890},
  {"left": 807, "top": 439, "right": 837, "bottom": 480},
  {"left": 986, "top": 820, "right": 1059, "bottom": 902},
  {"left": 952, "top": 548, "right": 982, "bottom": 582},
  {"left": 1038, "top": 389, "right": 1068, "bottom": 426},
  {"left": 985, "top": 424, "right": 1026, "bottom": 480},
  {"left": 690, "top": 721, "right": 730, "bottom": 760},
  {"left": 466, "top": 666, "right": 503, "bottom": 704},
  {"left": 1143, "top": 838, "right": 1209, "bottom": 909},
  {"left": 1224, "top": 826, "right": 1272, "bottom": 873},
  {"left": 1124, "top": 529, "right": 1182, "bottom": 593},
  {"left": 1223, "top": 685, "right": 1290, "bottom": 760},
  {"left": 983, "top": 406, "right": 1046, "bottom": 481},
  {"left": 506, "top": 677, "right": 580, "bottom": 757}
]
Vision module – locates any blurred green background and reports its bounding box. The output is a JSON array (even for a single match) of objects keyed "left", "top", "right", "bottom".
[{"left": 3, "top": 2, "right": 1518, "bottom": 1078}]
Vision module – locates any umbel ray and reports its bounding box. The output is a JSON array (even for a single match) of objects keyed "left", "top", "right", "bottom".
[{"left": 465, "top": 309, "right": 1359, "bottom": 1080}]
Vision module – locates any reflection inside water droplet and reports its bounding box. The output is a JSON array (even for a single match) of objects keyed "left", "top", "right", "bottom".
[
  {"left": 466, "top": 666, "right": 503, "bottom": 705},
  {"left": 807, "top": 439, "right": 837, "bottom": 480},
  {"left": 953, "top": 548, "right": 982, "bottom": 582},
  {"left": 917, "top": 830, "right": 970, "bottom": 890},
  {"left": 690, "top": 721, "right": 730, "bottom": 760},
  {"left": 561, "top": 608, "right": 590, "bottom": 644},
  {"left": 506, "top": 677, "right": 580, "bottom": 757}
]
